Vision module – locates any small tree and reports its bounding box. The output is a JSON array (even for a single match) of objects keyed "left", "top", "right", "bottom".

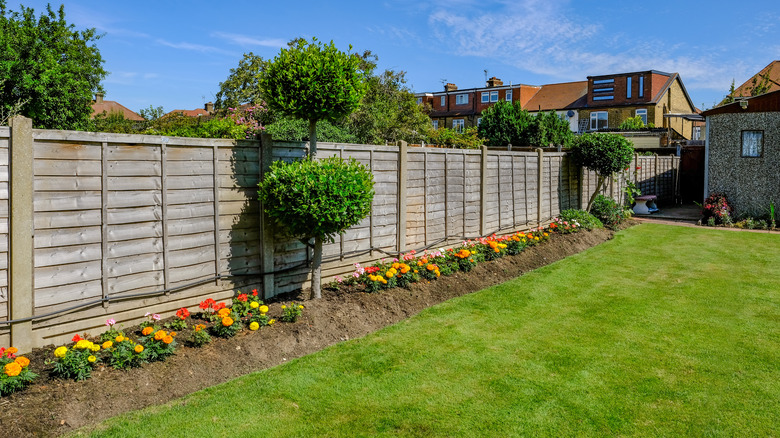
[
  {"left": 570, "top": 133, "right": 634, "bottom": 211},
  {"left": 259, "top": 38, "right": 365, "bottom": 158},
  {"left": 259, "top": 157, "right": 374, "bottom": 298}
]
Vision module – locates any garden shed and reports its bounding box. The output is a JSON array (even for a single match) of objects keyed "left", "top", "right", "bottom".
[{"left": 701, "top": 90, "right": 780, "bottom": 216}]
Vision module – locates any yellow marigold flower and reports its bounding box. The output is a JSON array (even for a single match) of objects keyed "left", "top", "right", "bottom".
[
  {"left": 269, "top": 319, "right": 276, "bottom": 325},
  {"left": 392, "top": 263, "right": 400, "bottom": 269},
  {"left": 134, "top": 345, "right": 144, "bottom": 354},
  {"left": 414, "top": 269, "right": 418, "bottom": 273},
  {"left": 87, "top": 355, "right": 97, "bottom": 363},
  {"left": 90, "top": 345, "right": 100, "bottom": 353},
  {"left": 281, "top": 305, "right": 287, "bottom": 309},
  {"left": 54, "top": 346, "right": 67, "bottom": 358},
  {"left": 115, "top": 335, "right": 125, "bottom": 343},
  {"left": 14, "top": 356, "right": 30, "bottom": 368},
  {"left": 385, "top": 271, "right": 393, "bottom": 278},
  {"left": 544, "top": 233, "right": 549, "bottom": 237},
  {"left": 75, "top": 340, "right": 90, "bottom": 350},
  {"left": 250, "top": 301, "right": 259, "bottom": 309},
  {"left": 222, "top": 317, "right": 234, "bottom": 327},
  {"left": 142, "top": 326, "right": 154, "bottom": 336},
  {"left": 154, "top": 330, "right": 167, "bottom": 341},
  {"left": 249, "top": 321, "right": 260, "bottom": 331},
  {"left": 298, "top": 305, "right": 304, "bottom": 309},
  {"left": 417, "top": 261, "right": 423, "bottom": 266},
  {"left": 162, "top": 335, "right": 174, "bottom": 345},
  {"left": 102, "top": 341, "right": 113, "bottom": 350},
  {"left": 259, "top": 305, "right": 269, "bottom": 314},
  {"left": 4, "top": 362, "right": 21, "bottom": 377},
  {"left": 380, "top": 279, "right": 387, "bottom": 284}
]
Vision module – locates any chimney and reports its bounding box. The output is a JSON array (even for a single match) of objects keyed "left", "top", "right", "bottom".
[
  {"left": 95, "top": 92, "right": 104, "bottom": 104},
  {"left": 205, "top": 102, "right": 214, "bottom": 113},
  {"left": 486, "top": 77, "right": 503, "bottom": 87},
  {"left": 444, "top": 83, "right": 458, "bottom": 92}
]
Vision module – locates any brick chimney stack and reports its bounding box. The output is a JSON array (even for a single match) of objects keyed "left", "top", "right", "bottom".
[
  {"left": 205, "top": 102, "right": 214, "bottom": 113},
  {"left": 486, "top": 77, "right": 503, "bottom": 87},
  {"left": 444, "top": 83, "right": 458, "bottom": 92},
  {"left": 95, "top": 92, "right": 104, "bottom": 104}
]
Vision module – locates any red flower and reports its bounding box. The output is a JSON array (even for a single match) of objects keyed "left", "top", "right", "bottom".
[
  {"left": 213, "top": 302, "right": 226, "bottom": 311},
  {"left": 199, "top": 298, "right": 216, "bottom": 310},
  {"left": 251, "top": 289, "right": 258, "bottom": 296},
  {"left": 636, "top": 166, "right": 641, "bottom": 170},
  {"left": 72, "top": 334, "right": 82, "bottom": 342},
  {"left": 176, "top": 308, "right": 190, "bottom": 320},
  {"left": 237, "top": 293, "right": 248, "bottom": 302}
]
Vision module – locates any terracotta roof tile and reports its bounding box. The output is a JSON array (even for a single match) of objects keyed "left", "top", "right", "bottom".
[
  {"left": 731, "top": 60, "right": 780, "bottom": 98},
  {"left": 524, "top": 81, "right": 588, "bottom": 111},
  {"left": 165, "top": 108, "right": 211, "bottom": 117},
  {"left": 91, "top": 100, "right": 144, "bottom": 121}
]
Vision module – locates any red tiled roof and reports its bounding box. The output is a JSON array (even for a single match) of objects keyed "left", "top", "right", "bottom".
[
  {"left": 165, "top": 108, "right": 211, "bottom": 117},
  {"left": 524, "top": 81, "right": 588, "bottom": 111},
  {"left": 731, "top": 60, "right": 780, "bottom": 98},
  {"left": 91, "top": 100, "right": 144, "bottom": 121}
]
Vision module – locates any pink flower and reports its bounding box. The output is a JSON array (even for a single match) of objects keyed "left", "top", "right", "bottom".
[
  {"left": 335, "top": 276, "right": 343, "bottom": 283},
  {"left": 105, "top": 318, "right": 116, "bottom": 327},
  {"left": 152, "top": 314, "right": 161, "bottom": 321}
]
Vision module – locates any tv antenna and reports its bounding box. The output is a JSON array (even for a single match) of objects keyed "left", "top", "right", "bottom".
[{"left": 484, "top": 69, "right": 488, "bottom": 82}]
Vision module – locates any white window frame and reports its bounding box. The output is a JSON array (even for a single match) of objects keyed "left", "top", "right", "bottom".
[
  {"left": 741, "top": 130, "right": 763, "bottom": 157},
  {"left": 490, "top": 91, "right": 498, "bottom": 102},
  {"left": 456, "top": 94, "right": 468, "bottom": 105},
  {"left": 590, "top": 111, "right": 608, "bottom": 130},
  {"left": 432, "top": 120, "right": 439, "bottom": 129},
  {"left": 636, "top": 109, "right": 648, "bottom": 125},
  {"left": 416, "top": 97, "right": 422, "bottom": 105},
  {"left": 692, "top": 126, "right": 701, "bottom": 140},
  {"left": 453, "top": 119, "right": 465, "bottom": 132},
  {"left": 481, "top": 92, "right": 489, "bottom": 103},
  {"left": 506, "top": 90, "right": 512, "bottom": 101},
  {"left": 440, "top": 96, "right": 446, "bottom": 107}
]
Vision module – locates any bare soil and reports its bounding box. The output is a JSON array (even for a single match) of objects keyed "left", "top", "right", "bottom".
[{"left": 0, "top": 226, "right": 621, "bottom": 437}]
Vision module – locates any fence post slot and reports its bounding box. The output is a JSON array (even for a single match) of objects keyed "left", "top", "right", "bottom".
[
  {"left": 259, "top": 134, "right": 275, "bottom": 300},
  {"left": 537, "top": 148, "right": 544, "bottom": 226},
  {"left": 8, "top": 116, "right": 34, "bottom": 353},
  {"left": 480, "top": 146, "right": 488, "bottom": 236},
  {"left": 397, "top": 141, "right": 407, "bottom": 255}
]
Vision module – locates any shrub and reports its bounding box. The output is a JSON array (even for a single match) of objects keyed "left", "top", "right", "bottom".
[
  {"left": 558, "top": 209, "right": 603, "bottom": 230},
  {"left": 265, "top": 116, "right": 358, "bottom": 143},
  {"left": 701, "top": 193, "right": 733, "bottom": 225},
  {"left": 139, "top": 329, "right": 177, "bottom": 362},
  {"left": 211, "top": 309, "right": 242, "bottom": 338},
  {"left": 280, "top": 303, "right": 305, "bottom": 323},
  {"left": 590, "top": 195, "right": 626, "bottom": 228},
  {"left": 0, "top": 347, "right": 36, "bottom": 396},
  {"left": 102, "top": 336, "right": 147, "bottom": 370},
  {"left": 569, "top": 133, "right": 634, "bottom": 211},
  {"left": 189, "top": 324, "right": 211, "bottom": 347},
  {"left": 50, "top": 338, "right": 100, "bottom": 381}
]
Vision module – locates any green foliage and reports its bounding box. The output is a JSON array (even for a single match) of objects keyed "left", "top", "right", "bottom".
[
  {"left": 0, "top": 350, "right": 36, "bottom": 396},
  {"left": 618, "top": 116, "right": 646, "bottom": 130},
  {"left": 103, "top": 338, "right": 147, "bottom": 370},
  {"left": 51, "top": 342, "right": 98, "bottom": 381},
  {"left": 280, "top": 303, "right": 304, "bottom": 323},
  {"left": 477, "top": 102, "right": 573, "bottom": 147},
  {"left": 147, "top": 114, "right": 247, "bottom": 139},
  {"left": 624, "top": 180, "right": 641, "bottom": 205},
  {"left": 558, "top": 209, "right": 604, "bottom": 230},
  {"left": 258, "top": 156, "right": 375, "bottom": 243},
  {"left": 189, "top": 324, "right": 211, "bottom": 347},
  {"left": 259, "top": 38, "right": 365, "bottom": 125},
  {"left": 0, "top": 2, "right": 106, "bottom": 129},
  {"left": 139, "top": 105, "right": 165, "bottom": 121},
  {"left": 590, "top": 195, "right": 626, "bottom": 229},
  {"left": 138, "top": 330, "right": 177, "bottom": 362},
  {"left": 701, "top": 193, "right": 733, "bottom": 226},
  {"left": 215, "top": 52, "right": 266, "bottom": 110},
  {"left": 265, "top": 116, "right": 357, "bottom": 143},
  {"left": 570, "top": 133, "right": 635, "bottom": 211},
  {"left": 426, "top": 127, "right": 483, "bottom": 149},
  {"left": 210, "top": 312, "right": 242, "bottom": 338},
  {"left": 751, "top": 65, "right": 773, "bottom": 97},
  {"left": 90, "top": 111, "right": 139, "bottom": 133}
]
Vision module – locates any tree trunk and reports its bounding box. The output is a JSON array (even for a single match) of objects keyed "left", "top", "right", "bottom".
[
  {"left": 308, "top": 119, "right": 317, "bottom": 160},
  {"left": 310, "top": 235, "right": 323, "bottom": 299},
  {"left": 586, "top": 175, "right": 606, "bottom": 212}
]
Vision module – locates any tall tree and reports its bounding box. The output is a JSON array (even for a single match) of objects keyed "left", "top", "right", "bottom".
[
  {"left": 0, "top": 2, "right": 106, "bottom": 129},
  {"left": 214, "top": 52, "right": 266, "bottom": 110}
]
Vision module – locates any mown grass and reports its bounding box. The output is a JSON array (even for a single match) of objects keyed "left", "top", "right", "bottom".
[{"left": 76, "top": 224, "right": 780, "bottom": 437}]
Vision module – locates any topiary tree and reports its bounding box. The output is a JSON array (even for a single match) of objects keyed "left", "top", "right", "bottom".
[
  {"left": 259, "top": 156, "right": 374, "bottom": 299},
  {"left": 259, "top": 38, "right": 365, "bottom": 159},
  {"left": 569, "top": 133, "right": 634, "bottom": 211}
]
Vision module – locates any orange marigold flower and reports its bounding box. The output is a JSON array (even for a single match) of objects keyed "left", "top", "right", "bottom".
[
  {"left": 5, "top": 347, "right": 18, "bottom": 355},
  {"left": 169, "top": 331, "right": 177, "bottom": 337},
  {"left": 426, "top": 264, "right": 435, "bottom": 271},
  {"left": 4, "top": 362, "right": 21, "bottom": 377},
  {"left": 134, "top": 345, "right": 144, "bottom": 353},
  {"left": 162, "top": 335, "right": 174, "bottom": 345},
  {"left": 194, "top": 324, "right": 206, "bottom": 332},
  {"left": 142, "top": 326, "right": 154, "bottom": 336},
  {"left": 14, "top": 356, "right": 30, "bottom": 368},
  {"left": 222, "top": 317, "right": 234, "bottom": 327},
  {"left": 217, "top": 308, "right": 231, "bottom": 319},
  {"left": 154, "top": 330, "right": 167, "bottom": 341}
]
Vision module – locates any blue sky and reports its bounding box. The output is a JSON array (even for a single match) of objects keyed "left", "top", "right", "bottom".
[{"left": 15, "top": 0, "right": 780, "bottom": 113}]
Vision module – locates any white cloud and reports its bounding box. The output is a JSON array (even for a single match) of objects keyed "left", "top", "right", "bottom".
[
  {"left": 210, "top": 32, "right": 286, "bottom": 48},
  {"left": 156, "top": 39, "right": 234, "bottom": 56}
]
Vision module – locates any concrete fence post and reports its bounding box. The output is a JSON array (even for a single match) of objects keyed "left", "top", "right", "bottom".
[
  {"left": 258, "top": 134, "right": 275, "bottom": 299},
  {"left": 480, "top": 146, "right": 488, "bottom": 235},
  {"left": 8, "top": 116, "right": 34, "bottom": 353},
  {"left": 537, "top": 148, "right": 544, "bottom": 226},
  {"left": 396, "top": 141, "right": 408, "bottom": 254}
]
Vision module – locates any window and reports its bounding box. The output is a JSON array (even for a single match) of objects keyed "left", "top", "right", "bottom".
[
  {"left": 590, "top": 111, "right": 608, "bottom": 130},
  {"left": 593, "top": 95, "right": 613, "bottom": 101},
  {"left": 742, "top": 130, "right": 763, "bottom": 157},
  {"left": 490, "top": 91, "right": 498, "bottom": 102},
  {"left": 506, "top": 90, "right": 512, "bottom": 101},
  {"left": 440, "top": 96, "right": 446, "bottom": 107},
  {"left": 627, "top": 77, "right": 632, "bottom": 99},
  {"left": 594, "top": 87, "right": 614, "bottom": 93},
  {"left": 639, "top": 76, "right": 644, "bottom": 97},
  {"left": 453, "top": 119, "right": 465, "bottom": 132},
  {"left": 636, "top": 109, "right": 647, "bottom": 125},
  {"left": 417, "top": 97, "right": 422, "bottom": 105},
  {"left": 481, "top": 92, "right": 489, "bottom": 103},
  {"left": 593, "top": 78, "right": 614, "bottom": 85},
  {"left": 692, "top": 126, "right": 701, "bottom": 140},
  {"left": 456, "top": 94, "right": 468, "bottom": 105},
  {"left": 432, "top": 120, "right": 439, "bottom": 129}
]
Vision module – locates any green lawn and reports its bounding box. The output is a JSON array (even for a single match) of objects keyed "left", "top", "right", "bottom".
[{"left": 77, "top": 224, "right": 780, "bottom": 437}]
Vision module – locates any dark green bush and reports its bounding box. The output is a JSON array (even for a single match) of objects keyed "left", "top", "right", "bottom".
[
  {"left": 558, "top": 209, "right": 603, "bottom": 230},
  {"left": 590, "top": 195, "right": 625, "bottom": 228},
  {"left": 265, "top": 117, "right": 358, "bottom": 143}
]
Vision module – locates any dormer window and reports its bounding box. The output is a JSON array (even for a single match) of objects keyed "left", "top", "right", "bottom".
[{"left": 456, "top": 94, "right": 468, "bottom": 105}]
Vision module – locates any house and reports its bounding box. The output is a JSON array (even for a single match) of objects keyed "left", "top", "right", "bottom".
[
  {"left": 726, "top": 60, "right": 780, "bottom": 100},
  {"left": 416, "top": 70, "right": 702, "bottom": 143},
  {"left": 700, "top": 89, "right": 780, "bottom": 216},
  {"left": 91, "top": 93, "right": 143, "bottom": 121},
  {"left": 164, "top": 102, "right": 215, "bottom": 118}
]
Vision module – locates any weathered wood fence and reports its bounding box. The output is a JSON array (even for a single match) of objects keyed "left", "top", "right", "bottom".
[{"left": 0, "top": 118, "right": 679, "bottom": 352}]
